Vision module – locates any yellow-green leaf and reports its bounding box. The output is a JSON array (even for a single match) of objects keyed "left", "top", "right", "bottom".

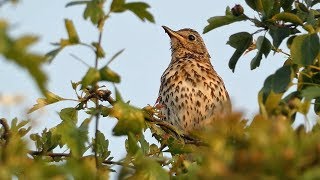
[
  {"left": 272, "top": 12, "right": 303, "bottom": 25},
  {"left": 28, "top": 91, "right": 66, "bottom": 113},
  {"left": 110, "top": 101, "right": 145, "bottom": 136},
  {"left": 99, "top": 66, "right": 121, "bottom": 83},
  {"left": 64, "top": 19, "right": 80, "bottom": 44},
  {"left": 81, "top": 67, "right": 100, "bottom": 89}
]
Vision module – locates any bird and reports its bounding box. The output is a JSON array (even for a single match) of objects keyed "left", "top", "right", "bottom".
[{"left": 157, "top": 26, "right": 231, "bottom": 134}]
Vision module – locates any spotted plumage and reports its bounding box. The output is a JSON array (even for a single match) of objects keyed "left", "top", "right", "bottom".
[{"left": 157, "top": 26, "right": 231, "bottom": 133}]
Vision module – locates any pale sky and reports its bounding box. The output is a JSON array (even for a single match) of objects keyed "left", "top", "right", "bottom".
[{"left": 0, "top": 0, "right": 291, "bottom": 177}]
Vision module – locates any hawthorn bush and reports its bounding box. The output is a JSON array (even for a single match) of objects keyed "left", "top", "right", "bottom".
[{"left": 0, "top": 0, "right": 320, "bottom": 179}]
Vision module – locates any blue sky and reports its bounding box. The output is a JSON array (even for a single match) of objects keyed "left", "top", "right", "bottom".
[{"left": 0, "top": 0, "right": 293, "bottom": 177}]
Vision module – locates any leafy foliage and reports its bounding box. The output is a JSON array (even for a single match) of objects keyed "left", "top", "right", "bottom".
[
  {"left": 0, "top": 20, "right": 47, "bottom": 94},
  {"left": 1, "top": 0, "right": 320, "bottom": 179},
  {"left": 205, "top": 1, "right": 320, "bottom": 120}
]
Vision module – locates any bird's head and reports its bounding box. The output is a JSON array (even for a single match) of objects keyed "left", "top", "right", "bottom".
[{"left": 162, "top": 26, "right": 210, "bottom": 59}]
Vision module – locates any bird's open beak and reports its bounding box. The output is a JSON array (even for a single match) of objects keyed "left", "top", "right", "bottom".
[{"left": 162, "top": 26, "right": 184, "bottom": 41}]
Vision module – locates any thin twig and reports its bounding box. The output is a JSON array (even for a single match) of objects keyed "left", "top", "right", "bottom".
[
  {"left": 70, "top": 53, "right": 91, "bottom": 67},
  {"left": 29, "top": 151, "right": 70, "bottom": 157},
  {"left": 103, "top": 160, "right": 135, "bottom": 169}
]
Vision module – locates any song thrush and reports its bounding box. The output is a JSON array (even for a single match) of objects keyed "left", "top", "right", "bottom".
[{"left": 157, "top": 26, "right": 231, "bottom": 134}]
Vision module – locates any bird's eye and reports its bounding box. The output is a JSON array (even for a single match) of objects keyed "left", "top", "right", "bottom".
[{"left": 188, "top": 34, "right": 196, "bottom": 41}]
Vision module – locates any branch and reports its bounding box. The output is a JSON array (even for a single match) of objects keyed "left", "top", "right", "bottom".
[
  {"left": 28, "top": 151, "right": 135, "bottom": 168},
  {"left": 29, "top": 151, "right": 70, "bottom": 158},
  {"left": 0, "top": 118, "right": 10, "bottom": 146},
  {"left": 143, "top": 112, "right": 208, "bottom": 147}
]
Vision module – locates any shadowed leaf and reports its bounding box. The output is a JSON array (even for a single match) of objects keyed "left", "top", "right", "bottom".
[
  {"left": 227, "top": 32, "right": 253, "bottom": 72},
  {"left": 251, "top": 36, "right": 272, "bottom": 70},
  {"left": 301, "top": 86, "right": 320, "bottom": 100},
  {"left": 203, "top": 7, "right": 247, "bottom": 33},
  {"left": 269, "top": 26, "right": 291, "bottom": 49},
  {"left": 272, "top": 65, "right": 293, "bottom": 93}
]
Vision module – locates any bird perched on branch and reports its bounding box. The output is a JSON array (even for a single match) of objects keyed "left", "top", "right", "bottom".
[{"left": 157, "top": 26, "right": 231, "bottom": 134}]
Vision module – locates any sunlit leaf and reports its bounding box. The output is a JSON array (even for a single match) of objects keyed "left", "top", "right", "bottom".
[
  {"left": 83, "top": 0, "right": 106, "bottom": 24},
  {"left": 291, "top": 33, "right": 320, "bottom": 66},
  {"left": 227, "top": 32, "right": 253, "bottom": 72},
  {"left": 0, "top": 21, "right": 47, "bottom": 94},
  {"left": 99, "top": 66, "right": 121, "bottom": 83},
  {"left": 53, "top": 108, "right": 89, "bottom": 158},
  {"left": 64, "top": 19, "right": 80, "bottom": 44},
  {"left": 81, "top": 67, "right": 100, "bottom": 89},
  {"left": 126, "top": 132, "right": 140, "bottom": 155},
  {"left": 93, "top": 130, "right": 110, "bottom": 163},
  {"left": 28, "top": 91, "right": 66, "bottom": 113},
  {"left": 272, "top": 12, "right": 304, "bottom": 25},
  {"left": 129, "top": 153, "right": 170, "bottom": 180},
  {"left": 110, "top": 100, "right": 145, "bottom": 136}
]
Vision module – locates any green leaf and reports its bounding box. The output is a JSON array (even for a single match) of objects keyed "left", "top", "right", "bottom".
[
  {"left": 245, "top": 0, "right": 260, "bottom": 11},
  {"left": 272, "top": 12, "right": 304, "bottom": 25},
  {"left": 130, "top": 154, "right": 170, "bottom": 180},
  {"left": 261, "top": 0, "right": 275, "bottom": 17},
  {"left": 203, "top": 7, "right": 247, "bottom": 33},
  {"left": 251, "top": 36, "right": 272, "bottom": 70},
  {"left": 91, "top": 42, "right": 105, "bottom": 58},
  {"left": 291, "top": 33, "right": 320, "bottom": 66},
  {"left": 124, "top": 2, "right": 155, "bottom": 23},
  {"left": 281, "top": 0, "right": 294, "bottom": 11},
  {"left": 260, "top": 75, "right": 274, "bottom": 103},
  {"left": 65, "top": 1, "right": 90, "bottom": 7},
  {"left": 81, "top": 67, "right": 100, "bottom": 89},
  {"left": 59, "top": 108, "right": 78, "bottom": 123},
  {"left": 93, "top": 130, "right": 110, "bottom": 163},
  {"left": 53, "top": 108, "right": 89, "bottom": 158},
  {"left": 0, "top": 22, "right": 48, "bottom": 94},
  {"left": 45, "top": 47, "right": 63, "bottom": 63},
  {"left": 99, "top": 66, "right": 121, "bottom": 83},
  {"left": 126, "top": 132, "right": 140, "bottom": 155},
  {"left": 272, "top": 65, "right": 293, "bottom": 93},
  {"left": 28, "top": 91, "right": 65, "bottom": 113},
  {"left": 64, "top": 19, "right": 80, "bottom": 44},
  {"left": 269, "top": 26, "right": 292, "bottom": 48},
  {"left": 301, "top": 86, "right": 320, "bottom": 100},
  {"left": 227, "top": 32, "right": 253, "bottom": 72},
  {"left": 110, "top": 100, "right": 145, "bottom": 136},
  {"left": 83, "top": 0, "right": 106, "bottom": 24},
  {"left": 110, "top": 0, "right": 126, "bottom": 12}
]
